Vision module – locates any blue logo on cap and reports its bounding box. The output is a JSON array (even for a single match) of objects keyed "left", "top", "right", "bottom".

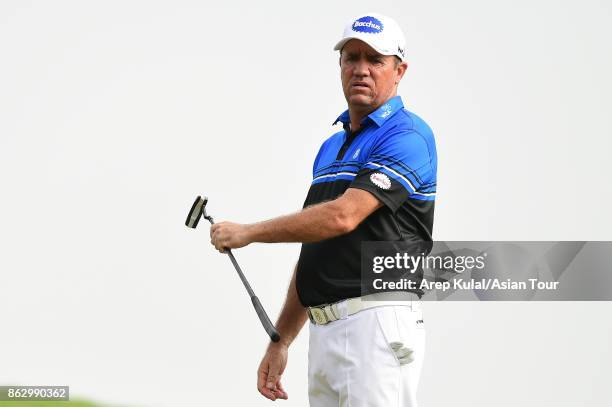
[{"left": 352, "top": 16, "right": 384, "bottom": 34}]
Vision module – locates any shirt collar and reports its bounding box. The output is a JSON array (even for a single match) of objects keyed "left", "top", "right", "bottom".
[{"left": 332, "top": 96, "right": 405, "bottom": 127}]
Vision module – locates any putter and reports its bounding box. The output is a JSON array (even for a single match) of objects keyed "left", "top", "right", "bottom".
[{"left": 185, "top": 196, "right": 281, "bottom": 343}]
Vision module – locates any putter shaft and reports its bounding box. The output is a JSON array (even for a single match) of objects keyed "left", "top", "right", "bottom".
[{"left": 188, "top": 197, "right": 280, "bottom": 343}]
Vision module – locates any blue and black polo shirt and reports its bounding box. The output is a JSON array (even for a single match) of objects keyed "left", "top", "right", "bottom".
[{"left": 296, "top": 96, "right": 437, "bottom": 306}]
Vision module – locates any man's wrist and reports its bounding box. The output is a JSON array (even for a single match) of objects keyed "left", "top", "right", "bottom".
[
  {"left": 269, "top": 329, "right": 296, "bottom": 348},
  {"left": 269, "top": 338, "right": 291, "bottom": 349},
  {"left": 244, "top": 223, "right": 257, "bottom": 245}
]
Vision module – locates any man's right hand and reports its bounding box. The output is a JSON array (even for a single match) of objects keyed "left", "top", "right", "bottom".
[{"left": 257, "top": 342, "right": 289, "bottom": 401}]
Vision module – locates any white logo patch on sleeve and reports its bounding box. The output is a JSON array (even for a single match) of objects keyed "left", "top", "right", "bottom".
[{"left": 370, "top": 172, "right": 391, "bottom": 190}]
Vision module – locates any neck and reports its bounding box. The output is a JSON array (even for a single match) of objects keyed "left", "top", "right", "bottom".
[{"left": 348, "top": 107, "right": 367, "bottom": 133}]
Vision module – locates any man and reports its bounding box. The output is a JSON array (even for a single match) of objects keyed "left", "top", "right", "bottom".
[{"left": 210, "top": 12, "right": 437, "bottom": 407}]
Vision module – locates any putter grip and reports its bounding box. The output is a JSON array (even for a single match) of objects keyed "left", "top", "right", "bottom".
[{"left": 251, "top": 296, "right": 281, "bottom": 343}]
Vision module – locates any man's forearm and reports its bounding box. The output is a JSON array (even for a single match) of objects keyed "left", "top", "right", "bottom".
[
  {"left": 209, "top": 188, "right": 381, "bottom": 252},
  {"left": 274, "top": 265, "right": 308, "bottom": 347},
  {"left": 247, "top": 199, "right": 351, "bottom": 244}
]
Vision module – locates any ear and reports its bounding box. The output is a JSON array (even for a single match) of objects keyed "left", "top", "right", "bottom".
[{"left": 396, "top": 61, "right": 408, "bottom": 83}]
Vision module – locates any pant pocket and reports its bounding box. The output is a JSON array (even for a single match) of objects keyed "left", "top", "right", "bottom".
[{"left": 375, "top": 306, "right": 416, "bottom": 366}]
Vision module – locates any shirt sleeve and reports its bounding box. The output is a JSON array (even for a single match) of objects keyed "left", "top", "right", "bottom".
[{"left": 349, "top": 129, "right": 436, "bottom": 212}]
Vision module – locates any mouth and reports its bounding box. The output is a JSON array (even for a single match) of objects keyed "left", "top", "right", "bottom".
[
  {"left": 351, "top": 81, "right": 370, "bottom": 90},
  {"left": 350, "top": 82, "right": 371, "bottom": 95}
]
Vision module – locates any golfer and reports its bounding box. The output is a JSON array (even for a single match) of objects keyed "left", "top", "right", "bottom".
[{"left": 210, "top": 12, "right": 437, "bottom": 407}]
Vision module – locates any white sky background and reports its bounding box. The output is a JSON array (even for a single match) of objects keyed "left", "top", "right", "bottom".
[{"left": 1, "top": 1, "right": 611, "bottom": 406}]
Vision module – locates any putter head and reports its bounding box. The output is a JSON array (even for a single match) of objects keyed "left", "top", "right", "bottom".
[{"left": 185, "top": 196, "right": 208, "bottom": 228}]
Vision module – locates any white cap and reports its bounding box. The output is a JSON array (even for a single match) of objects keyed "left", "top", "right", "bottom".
[{"left": 333, "top": 13, "right": 406, "bottom": 61}]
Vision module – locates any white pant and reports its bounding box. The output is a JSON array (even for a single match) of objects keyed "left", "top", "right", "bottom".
[{"left": 308, "top": 302, "right": 426, "bottom": 407}]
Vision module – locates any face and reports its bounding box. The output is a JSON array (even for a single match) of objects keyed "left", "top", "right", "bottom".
[{"left": 340, "top": 39, "right": 407, "bottom": 113}]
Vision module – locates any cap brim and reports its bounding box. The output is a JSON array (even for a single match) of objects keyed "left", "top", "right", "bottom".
[
  {"left": 333, "top": 36, "right": 403, "bottom": 60},
  {"left": 333, "top": 37, "right": 351, "bottom": 51}
]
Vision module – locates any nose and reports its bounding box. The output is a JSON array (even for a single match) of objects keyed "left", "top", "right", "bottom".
[{"left": 353, "top": 58, "right": 370, "bottom": 77}]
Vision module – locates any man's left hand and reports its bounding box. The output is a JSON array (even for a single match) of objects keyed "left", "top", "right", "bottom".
[{"left": 210, "top": 222, "right": 252, "bottom": 253}]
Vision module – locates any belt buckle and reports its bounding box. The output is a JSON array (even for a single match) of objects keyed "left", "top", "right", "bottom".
[{"left": 308, "top": 305, "right": 329, "bottom": 325}]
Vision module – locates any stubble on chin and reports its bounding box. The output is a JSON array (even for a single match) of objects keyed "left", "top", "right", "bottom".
[{"left": 348, "top": 93, "right": 375, "bottom": 110}]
